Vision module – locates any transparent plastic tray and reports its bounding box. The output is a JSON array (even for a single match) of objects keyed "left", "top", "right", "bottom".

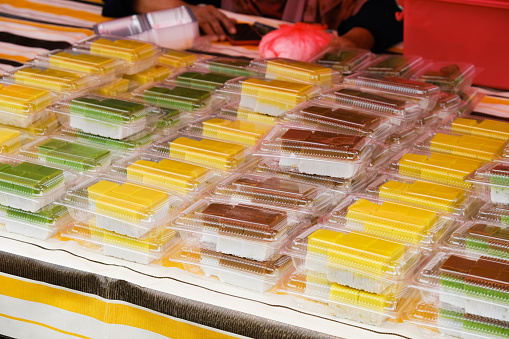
[
  {"left": 212, "top": 172, "right": 339, "bottom": 215},
  {"left": 0, "top": 203, "right": 71, "bottom": 240},
  {"left": 173, "top": 243, "right": 293, "bottom": 293},
  {"left": 132, "top": 82, "right": 222, "bottom": 114},
  {"left": 320, "top": 85, "right": 423, "bottom": 119},
  {"left": 58, "top": 124, "right": 157, "bottom": 152},
  {"left": 413, "top": 62, "right": 476, "bottom": 93},
  {"left": 57, "top": 175, "right": 187, "bottom": 238},
  {"left": 0, "top": 127, "right": 31, "bottom": 154},
  {"left": 362, "top": 55, "right": 424, "bottom": 77},
  {"left": 283, "top": 272, "right": 415, "bottom": 326},
  {"left": 433, "top": 91, "right": 462, "bottom": 119},
  {"left": 467, "top": 162, "right": 509, "bottom": 205},
  {"left": 3, "top": 65, "right": 100, "bottom": 95},
  {"left": 254, "top": 157, "right": 371, "bottom": 192},
  {"left": 217, "top": 77, "right": 321, "bottom": 117},
  {"left": 20, "top": 136, "right": 113, "bottom": 172},
  {"left": 150, "top": 133, "right": 252, "bottom": 171},
  {"left": 0, "top": 155, "right": 77, "bottom": 212},
  {"left": 219, "top": 104, "right": 278, "bottom": 125},
  {"left": 313, "top": 47, "right": 373, "bottom": 75},
  {"left": 157, "top": 49, "right": 208, "bottom": 69},
  {"left": 249, "top": 58, "right": 342, "bottom": 88},
  {"left": 321, "top": 195, "right": 454, "bottom": 246},
  {"left": 155, "top": 108, "right": 191, "bottom": 132},
  {"left": 73, "top": 35, "right": 161, "bottom": 74},
  {"left": 255, "top": 125, "right": 378, "bottom": 178},
  {"left": 194, "top": 57, "right": 257, "bottom": 77},
  {"left": 0, "top": 83, "right": 56, "bottom": 128},
  {"left": 459, "top": 87, "right": 485, "bottom": 116},
  {"left": 405, "top": 292, "right": 509, "bottom": 339},
  {"left": 365, "top": 174, "right": 483, "bottom": 216},
  {"left": 50, "top": 95, "right": 161, "bottom": 139},
  {"left": 415, "top": 130, "right": 509, "bottom": 162},
  {"left": 110, "top": 153, "right": 224, "bottom": 195},
  {"left": 172, "top": 197, "right": 309, "bottom": 261},
  {"left": 5, "top": 112, "right": 60, "bottom": 136},
  {"left": 180, "top": 115, "right": 273, "bottom": 146},
  {"left": 476, "top": 202, "right": 509, "bottom": 227},
  {"left": 441, "top": 114, "right": 509, "bottom": 142},
  {"left": 33, "top": 49, "right": 127, "bottom": 80},
  {"left": 388, "top": 149, "right": 485, "bottom": 189},
  {"left": 94, "top": 77, "right": 142, "bottom": 98},
  {"left": 63, "top": 220, "right": 179, "bottom": 264},
  {"left": 412, "top": 251, "right": 509, "bottom": 322},
  {"left": 123, "top": 65, "right": 172, "bottom": 85},
  {"left": 167, "top": 69, "right": 238, "bottom": 91},
  {"left": 283, "top": 224, "right": 423, "bottom": 294},
  {"left": 281, "top": 100, "right": 399, "bottom": 139}
]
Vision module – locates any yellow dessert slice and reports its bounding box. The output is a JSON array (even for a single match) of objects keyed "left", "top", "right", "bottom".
[
  {"left": 90, "top": 38, "right": 154, "bottom": 63},
  {"left": 330, "top": 282, "right": 392, "bottom": 311},
  {"left": 0, "top": 127, "right": 21, "bottom": 152},
  {"left": 329, "top": 283, "right": 359, "bottom": 305},
  {"left": 202, "top": 118, "right": 271, "bottom": 146},
  {"left": 346, "top": 199, "right": 380, "bottom": 224},
  {"left": 87, "top": 180, "right": 119, "bottom": 200},
  {"left": 452, "top": 117, "right": 509, "bottom": 141},
  {"left": 266, "top": 59, "right": 332, "bottom": 85},
  {"left": 430, "top": 133, "right": 505, "bottom": 161},
  {"left": 124, "top": 65, "right": 172, "bottom": 84},
  {"left": 0, "top": 84, "right": 51, "bottom": 113},
  {"left": 14, "top": 68, "right": 87, "bottom": 91},
  {"left": 126, "top": 159, "right": 157, "bottom": 181},
  {"left": 236, "top": 107, "right": 276, "bottom": 124},
  {"left": 96, "top": 78, "right": 130, "bottom": 97},
  {"left": 241, "top": 78, "right": 312, "bottom": 106},
  {"left": 157, "top": 50, "right": 197, "bottom": 68},
  {"left": 49, "top": 52, "right": 117, "bottom": 75},
  {"left": 307, "top": 229, "right": 346, "bottom": 256}
]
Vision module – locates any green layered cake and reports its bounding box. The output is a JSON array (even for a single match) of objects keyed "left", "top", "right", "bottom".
[
  {"left": 176, "top": 72, "right": 235, "bottom": 91},
  {"left": 70, "top": 97, "right": 146, "bottom": 124},
  {"left": 207, "top": 58, "right": 252, "bottom": 77},
  {"left": 143, "top": 86, "right": 211, "bottom": 111}
]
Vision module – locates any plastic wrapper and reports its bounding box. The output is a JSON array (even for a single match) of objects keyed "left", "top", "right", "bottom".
[
  {"left": 212, "top": 172, "right": 339, "bottom": 215},
  {"left": 57, "top": 175, "right": 187, "bottom": 238},
  {"left": 63, "top": 220, "right": 179, "bottom": 264},
  {"left": 467, "top": 162, "right": 509, "bottom": 205},
  {"left": 0, "top": 156, "right": 77, "bottom": 212},
  {"left": 388, "top": 149, "right": 485, "bottom": 189},
  {"left": 219, "top": 104, "right": 278, "bottom": 125},
  {"left": 249, "top": 58, "right": 341, "bottom": 88},
  {"left": 217, "top": 77, "right": 321, "bottom": 117},
  {"left": 2, "top": 65, "right": 100, "bottom": 95},
  {"left": 50, "top": 95, "right": 161, "bottom": 139},
  {"left": 433, "top": 91, "right": 462, "bottom": 119},
  {"left": 173, "top": 244, "right": 293, "bottom": 293},
  {"left": 73, "top": 35, "right": 161, "bottom": 75},
  {"left": 151, "top": 134, "right": 252, "bottom": 172},
  {"left": 413, "top": 62, "right": 476, "bottom": 93},
  {"left": 362, "top": 55, "right": 424, "bottom": 77},
  {"left": 180, "top": 115, "right": 272, "bottom": 146},
  {"left": 283, "top": 225, "right": 423, "bottom": 294},
  {"left": 255, "top": 125, "right": 378, "bottom": 178},
  {"left": 173, "top": 198, "right": 309, "bottom": 261},
  {"left": 313, "top": 47, "right": 373, "bottom": 75},
  {"left": 365, "top": 174, "right": 483, "bottom": 216},
  {"left": 167, "top": 69, "right": 238, "bottom": 91},
  {"left": 123, "top": 65, "right": 172, "bottom": 85},
  {"left": 0, "top": 203, "right": 70, "bottom": 240},
  {"left": 155, "top": 108, "right": 191, "bottom": 132},
  {"left": 110, "top": 153, "right": 224, "bottom": 195},
  {"left": 476, "top": 202, "right": 509, "bottom": 227},
  {"left": 194, "top": 57, "right": 256, "bottom": 77},
  {"left": 441, "top": 114, "right": 509, "bottom": 142},
  {"left": 413, "top": 251, "right": 509, "bottom": 322}
]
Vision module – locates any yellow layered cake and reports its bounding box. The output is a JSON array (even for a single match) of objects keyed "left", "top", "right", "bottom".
[
  {"left": 49, "top": 52, "right": 118, "bottom": 75},
  {"left": 201, "top": 118, "right": 271, "bottom": 146},
  {"left": 124, "top": 65, "right": 172, "bottom": 84},
  {"left": 0, "top": 127, "right": 21, "bottom": 153},
  {"left": 90, "top": 38, "right": 154, "bottom": 63},
  {"left": 96, "top": 78, "right": 130, "bottom": 97},
  {"left": 329, "top": 283, "right": 391, "bottom": 311},
  {"left": 451, "top": 117, "right": 509, "bottom": 141},
  {"left": 429, "top": 133, "right": 505, "bottom": 161},
  {"left": 157, "top": 50, "right": 197, "bottom": 68},
  {"left": 0, "top": 84, "right": 51, "bottom": 113},
  {"left": 14, "top": 68, "right": 88, "bottom": 92},
  {"left": 266, "top": 59, "right": 333, "bottom": 86}
]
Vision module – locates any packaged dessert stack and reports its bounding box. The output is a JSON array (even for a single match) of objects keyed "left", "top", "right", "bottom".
[{"left": 311, "top": 47, "right": 374, "bottom": 75}]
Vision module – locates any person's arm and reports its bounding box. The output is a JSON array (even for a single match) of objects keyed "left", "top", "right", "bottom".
[{"left": 336, "top": 0, "right": 403, "bottom": 52}]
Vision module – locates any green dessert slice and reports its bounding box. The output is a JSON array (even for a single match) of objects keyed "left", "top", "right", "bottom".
[
  {"left": 6, "top": 203, "right": 68, "bottom": 225},
  {"left": 0, "top": 161, "right": 63, "bottom": 195},
  {"left": 207, "top": 58, "right": 252, "bottom": 77},
  {"left": 176, "top": 72, "right": 235, "bottom": 91},
  {"left": 143, "top": 86, "right": 211, "bottom": 111},
  {"left": 70, "top": 97, "right": 146, "bottom": 124},
  {"left": 156, "top": 109, "right": 181, "bottom": 128},
  {"left": 74, "top": 129, "right": 152, "bottom": 151}
]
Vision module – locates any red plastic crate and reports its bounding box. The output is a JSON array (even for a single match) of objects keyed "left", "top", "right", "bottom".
[{"left": 402, "top": 0, "right": 509, "bottom": 90}]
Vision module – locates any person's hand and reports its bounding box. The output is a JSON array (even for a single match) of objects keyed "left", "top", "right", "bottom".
[
  {"left": 188, "top": 5, "right": 237, "bottom": 41},
  {"left": 331, "top": 27, "right": 375, "bottom": 50}
]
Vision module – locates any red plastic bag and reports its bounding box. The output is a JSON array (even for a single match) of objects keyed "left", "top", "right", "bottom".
[{"left": 258, "top": 22, "right": 334, "bottom": 61}]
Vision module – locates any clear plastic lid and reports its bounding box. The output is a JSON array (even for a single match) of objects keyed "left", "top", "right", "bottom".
[
  {"left": 173, "top": 197, "right": 309, "bottom": 261},
  {"left": 6, "top": 112, "right": 60, "bottom": 136},
  {"left": 281, "top": 100, "right": 398, "bottom": 139},
  {"left": 254, "top": 157, "right": 371, "bottom": 191},
  {"left": 3, "top": 65, "right": 100, "bottom": 95},
  {"left": 132, "top": 82, "right": 222, "bottom": 114},
  {"left": 413, "top": 251, "right": 509, "bottom": 322},
  {"left": 320, "top": 85, "right": 422, "bottom": 118},
  {"left": 194, "top": 57, "right": 257, "bottom": 77},
  {"left": 249, "top": 58, "right": 342, "bottom": 88},
  {"left": 217, "top": 77, "right": 321, "bottom": 117},
  {"left": 441, "top": 114, "right": 509, "bottom": 142},
  {"left": 0, "top": 127, "right": 31, "bottom": 154},
  {"left": 321, "top": 195, "right": 453, "bottom": 246},
  {"left": 313, "top": 47, "right": 373, "bottom": 74},
  {"left": 365, "top": 174, "right": 483, "bottom": 216},
  {"left": 256, "top": 125, "right": 377, "bottom": 178},
  {"left": 362, "top": 55, "right": 423, "bottom": 77},
  {"left": 0, "top": 155, "right": 77, "bottom": 212},
  {"left": 476, "top": 202, "right": 509, "bottom": 226},
  {"left": 157, "top": 49, "right": 207, "bottom": 69},
  {"left": 150, "top": 134, "right": 251, "bottom": 171},
  {"left": 63, "top": 220, "right": 179, "bottom": 264},
  {"left": 50, "top": 95, "right": 161, "bottom": 139},
  {"left": 167, "top": 69, "right": 238, "bottom": 92},
  {"left": 58, "top": 175, "right": 186, "bottom": 238},
  {"left": 110, "top": 153, "right": 224, "bottom": 195},
  {"left": 459, "top": 87, "right": 485, "bottom": 116},
  {"left": 433, "top": 91, "right": 462, "bottom": 119},
  {"left": 173, "top": 243, "right": 293, "bottom": 292},
  {"left": 467, "top": 162, "right": 509, "bottom": 205},
  {"left": 415, "top": 130, "right": 509, "bottom": 162},
  {"left": 283, "top": 225, "right": 423, "bottom": 294},
  {"left": 73, "top": 35, "right": 161, "bottom": 74},
  {"left": 20, "top": 136, "right": 113, "bottom": 172},
  {"left": 282, "top": 272, "right": 415, "bottom": 326},
  {"left": 33, "top": 49, "right": 127, "bottom": 79},
  {"left": 212, "top": 172, "right": 338, "bottom": 214},
  {"left": 180, "top": 115, "right": 272, "bottom": 146},
  {"left": 413, "top": 62, "right": 476, "bottom": 93},
  {"left": 388, "top": 149, "right": 485, "bottom": 189},
  {"left": 123, "top": 65, "right": 172, "bottom": 85},
  {"left": 58, "top": 124, "right": 157, "bottom": 152},
  {"left": 219, "top": 104, "right": 278, "bottom": 125},
  {"left": 155, "top": 108, "right": 191, "bottom": 131},
  {"left": 94, "top": 77, "right": 142, "bottom": 98}
]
